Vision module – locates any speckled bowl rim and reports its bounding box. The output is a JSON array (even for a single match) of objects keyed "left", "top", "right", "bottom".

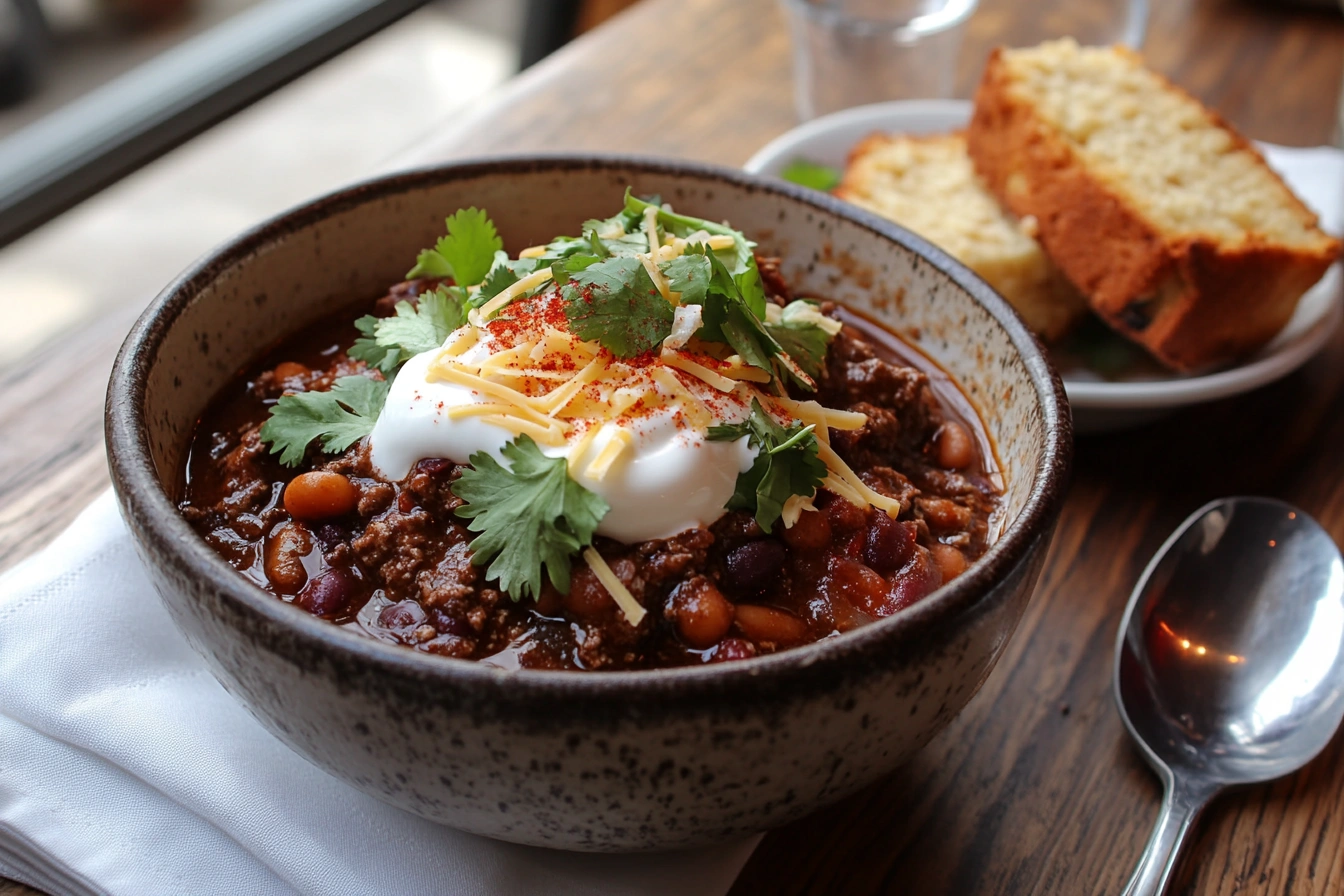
[{"left": 107, "top": 153, "right": 1072, "bottom": 701}]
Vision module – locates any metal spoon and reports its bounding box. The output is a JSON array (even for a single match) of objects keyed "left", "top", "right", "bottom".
[{"left": 1114, "top": 497, "right": 1344, "bottom": 896}]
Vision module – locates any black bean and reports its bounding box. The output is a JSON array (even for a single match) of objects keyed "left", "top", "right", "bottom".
[
  {"left": 723, "top": 540, "right": 786, "bottom": 593},
  {"left": 314, "top": 523, "right": 349, "bottom": 550}
]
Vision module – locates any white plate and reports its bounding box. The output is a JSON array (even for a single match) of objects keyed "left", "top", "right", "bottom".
[{"left": 744, "top": 100, "right": 1344, "bottom": 432}]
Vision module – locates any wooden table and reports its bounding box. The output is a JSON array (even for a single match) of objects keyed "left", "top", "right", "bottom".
[{"left": 3, "top": 0, "right": 1343, "bottom": 892}]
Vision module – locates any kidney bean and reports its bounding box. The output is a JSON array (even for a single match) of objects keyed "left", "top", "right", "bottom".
[
  {"left": 263, "top": 522, "right": 312, "bottom": 592},
  {"left": 930, "top": 543, "right": 968, "bottom": 581},
  {"left": 707, "top": 637, "right": 757, "bottom": 663},
  {"left": 413, "top": 457, "right": 453, "bottom": 477},
  {"left": 377, "top": 599, "right": 426, "bottom": 631},
  {"left": 734, "top": 604, "right": 807, "bottom": 645},
  {"left": 864, "top": 513, "right": 916, "bottom": 573},
  {"left": 781, "top": 508, "right": 831, "bottom": 550},
  {"left": 935, "top": 421, "right": 975, "bottom": 470},
  {"left": 838, "top": 531, "right": 865, "bottom": 560},
  {"left": 666, "top": 576, "right": 734, "bottom": 649},
  {"left": 825, "top": 496, "right": 867, "bottom": 533},
  {"left": 887, "top": 546, "right": 943, "bottom": 614},
  {"left": 825, "top": 557, "right": 893, "bottom": 618},
  {"left": 296, "top": 567, "right": 359, "bottom": 618},
  {"left": 723, "top": 540, "right": 786, "bottom": 593},
  {"left": 284, "top": 471, "right": 358, "bottom": 521}
]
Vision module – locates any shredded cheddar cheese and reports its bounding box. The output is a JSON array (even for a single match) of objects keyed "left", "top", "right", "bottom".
[{"left": 583, "top": 547, "right": 647, "bottom": 626}]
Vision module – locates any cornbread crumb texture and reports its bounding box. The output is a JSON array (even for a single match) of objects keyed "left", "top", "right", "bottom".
[
  {"left": 968, "top": 38, "right": 1341, "bottom": 369},
  {"left": 999, "top": 39, "right": 1330, "bottom": 250},
  {"left": 836, "top": 132, "right": 1086, "bottom": 341}
]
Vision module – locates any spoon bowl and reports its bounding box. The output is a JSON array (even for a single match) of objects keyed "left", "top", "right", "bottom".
[{"left": 1114, "top": 497, "right": 1344, "bottom": 896}]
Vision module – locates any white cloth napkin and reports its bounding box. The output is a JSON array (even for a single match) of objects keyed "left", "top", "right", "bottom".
[{"left": 0, "top": 492, "right": 760, "bottom": 896}]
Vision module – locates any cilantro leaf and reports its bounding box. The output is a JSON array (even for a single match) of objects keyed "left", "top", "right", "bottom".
[
  {"left": 376, "top": 290, "right": 464, "bottom": 356},
  {"left": 560, "top": 256, "right": 674, "bottom": 358},
  {"left": 406, "top": 208, "right": 503, "bottom": 285},
  {"left": 349, "top": 314, "right": 400, "bottom": 375},
  {"left": 780, "top": 159, "right": 841, "bottom": 192},
  {"left": 584, "top": 228, "right": 610, "bottom": 257},
  {"left": 549, "top": 254, "right": 604, "bottom": 285},
  {"left": 477, "top": 266, "right": 519, "bottom": 307},
  {"left": 406, "top": 249, "right": 453, "bottom": 279},
  {"left": 452, "top": 435, "right": 610, "bottom": 601},
  {"left": 660, "top": 253, "right": 711, "bottom": 305},
  {"left": 348, "top": 287, "right": 468, "bottom": 374},
  {"left": 623, "top": 189, "right": 755, "bottom": 273},
  {"left": 707, "top": 399, "right": 827, "bottom": 532},
  {"left": 721, "top": 301, "right": 775, "bottom": 370},
  {"left": 259, "top": 375, "right": 390, "bottom": 467},
  {"left": 734, "top": 259, "right": 767, "bottom": 318},
  {"left": 765, "top": 301, "right": 838, "bottom": 379}
]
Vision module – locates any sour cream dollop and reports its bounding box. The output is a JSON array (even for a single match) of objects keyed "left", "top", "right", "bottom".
[{"left": 367, "top": 310, "right": 759, "bottom": 543}]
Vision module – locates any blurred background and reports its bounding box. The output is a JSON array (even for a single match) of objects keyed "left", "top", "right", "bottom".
[
  {"left": 0, "top": 0, "right": 655, "bottom": 248},
  {"left": 0, "top": 0, "right": 1338, "bottom": 372}
]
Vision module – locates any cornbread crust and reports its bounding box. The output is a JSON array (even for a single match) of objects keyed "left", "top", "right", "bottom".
[
  {"left": 967, "top": 42, "right": 1341, "bottom": 370},
  {"left": 836, "top": 132, "right": 1087, "bottom": 341}
]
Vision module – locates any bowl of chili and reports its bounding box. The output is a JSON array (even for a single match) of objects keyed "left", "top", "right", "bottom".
[{"left": 107, "top": 154, "right": 1071, "bottom": 851}]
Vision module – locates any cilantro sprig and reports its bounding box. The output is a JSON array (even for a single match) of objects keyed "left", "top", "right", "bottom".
[
  {"left": 765, "top": 300, "right": 838, "bottom": 379},
  {"left": 452, "top": 435, "right": 610, "bottom": 601},
  {"left": 560, "top": 256, "right": 674, "bottom": 358},
  {"left": 259, "top": 375, "right": 390, "bottom": 467},
  {"left": 349, "top": 286, "right": 468, "bottom": 374},
  {"left": 406, "top": 207, "right": 503, "bottom": 284},
  {"left": 707, "top": 399, "right": 827, "bottom": 532}
]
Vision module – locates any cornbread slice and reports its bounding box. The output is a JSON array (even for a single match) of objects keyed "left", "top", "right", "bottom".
[
  {"left": 968, "top": 38, "right": 1341, "bottom": 370},
  {"left": 836, "top": 132, "right": 1088, "bottom": 341}
]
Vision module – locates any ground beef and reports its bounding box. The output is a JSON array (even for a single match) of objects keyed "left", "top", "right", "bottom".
[{"left": 180, "top": 274, "right": 1001, "bottom": 670}]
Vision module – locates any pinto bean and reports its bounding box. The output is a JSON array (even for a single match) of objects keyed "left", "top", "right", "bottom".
[
  {"left": 734, "top": 604, "right": 807, "bottom": 645},
  {"left": 930, "top": 543, "right": 968, "bottom": 581},
  {"left": 284, "top": 471, "right": 358, "bottom": 520},
  {"left": 825, "top": 557, "right": 892, "bottom": 618},
  {"left": 666, "top": 577, "right": 734, "bottom": 649},
  {"left": 563, "top": 565, "right": 614, "bottom": 618},
  {"left": 273, "top": 361, "right": 309, "bottom": 383},
  {"left": 533, "top": 580, "right": 563, "bottom": 617},
  {"left": 264, "top": 522, "right": 312, "bottom": 592},
  {"left": 919, "top": 496, "right": 972, "bottom": 533},
  {"left": 935, "top": 421, "right": 975, "bottom": 470}
]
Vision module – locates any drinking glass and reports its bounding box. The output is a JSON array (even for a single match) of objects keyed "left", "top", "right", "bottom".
[{"left": 782, "top": 0, "right": 979, "bottom": 120}]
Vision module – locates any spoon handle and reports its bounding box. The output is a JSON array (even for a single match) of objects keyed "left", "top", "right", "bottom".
[{"left": 1120, "top": 777, "right": 1218, "bottom": 896}]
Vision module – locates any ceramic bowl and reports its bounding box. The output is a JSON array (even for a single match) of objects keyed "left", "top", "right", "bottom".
[{"left": 106, "top": 155, "right": 1071, "bottom": 852}]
